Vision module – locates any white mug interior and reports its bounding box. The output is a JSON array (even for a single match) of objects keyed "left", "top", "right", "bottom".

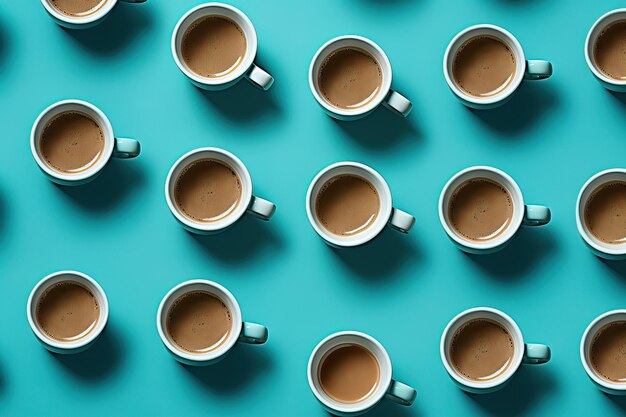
[
  {"left": 156, "top": 280, "right": 243, "bottom": 363},
  {"left": 306, "top": 162, "right": 393, "bottom": 247},
  {"left": 585, "top": 9, "right": 626, "bottom": 86},
  {"left": 439, "top": 166, "right": 525, "bottom": 251},
  {"left": 27, "top": 271, "right": 109, "bottom": 351},
  {"left": 309, "top": 36, "right": 393, "bottom": 117},
  {"left": 172, "top": 3, "right": 258, "bottom": 86},
  {"left": 30, "top": 100, "right": 115, "bottom": 183},
  {"left": 444, "top": 25, "right": 526, "bottom": 106},
  {"left": 440, "top": 307, "right": 524, "bottom": 391},
  {"left": 40, "top": 0, "right": 117, "bottom": 26},
  {"left": 165, "top": 147, "right": 253, "bottom": 232},
  {"left": 308, "top": 331, "right": 392, "bottom": 414}
]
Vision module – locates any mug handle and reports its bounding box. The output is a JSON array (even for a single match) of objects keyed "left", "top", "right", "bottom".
[
  {"left": 246, "top": 64, "right": 274, "bottom": 91},
  {"left": 523, "top": 343, "right": 551, "bottom": 364},
  {"left": 113, "top": 138, "right": 141, "bottom": 159},
  {"left": 383, "top": 89, "right": 412, "bottom": 117},
  {"left": 247, "top": 196, "right": 276, "bottom": 221},
  {"left": 388, "top": 208, "right": 415, "bottom": 234},
  {"left": 525, "top": 60, "right": 553, "bottom": 80},
  {"left": 238, "top": 322, "right": 268, "bottom": 344},
  {"left": 522, "top": 205, "right": 551, "bottom": 226},
  {"left": 385, "top": 380, "right": 417, "bottom": 406}
]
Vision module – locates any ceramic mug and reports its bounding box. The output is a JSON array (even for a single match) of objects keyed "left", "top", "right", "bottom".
[
  {"left": 309, "top": 35, "right": 412, "bottom": 120},
  {"left": 441, "top": 307, "right": 551, "bottom": 394},
  {"left": 165, "top": 147, "right": 276, "bottom": 234},
  {"left": 31, "top": 99, "right": 141, "bottom": 186},
  {"left": 576, "top": 169, "right": 626, "bottom": 260},
  {"left": 172, "top": 3, "right": 274, "bottom": 91},
  {"left": 585, "top": 9, "right": 626, "bottom": 92},
  {"left": 27, "top": 271, "right": 109, "bottom": 354},
  {"left": 306, "top": 162, "right": 415, "bottom": 247},
  {"left": 40, "top": 0, "right": 146, "bottom": 29},
  {"left": 308, "top": 331, "right": 416, "bottom": 416},
  {"left": 444, "top": 24, "right": 553, "bottom": 109},
  {"left": 156, "top": 279, "right": 268, "bottom": 366},
  {"left": 581, "top": 310, "right": 626, "bottom": 395},
  {"left": 439, "top": 166, "right": 551, "bottom": 254}
]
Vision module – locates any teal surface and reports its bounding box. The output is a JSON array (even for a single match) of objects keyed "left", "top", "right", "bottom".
[{"left": 1, "top": 0, "right": 625, "bottom": 415}]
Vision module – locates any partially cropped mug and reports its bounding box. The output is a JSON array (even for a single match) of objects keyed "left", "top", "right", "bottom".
[
  {"left": 441, "top": 307, "right": 551, "bottom": 394},
  {"left": 41, "top": 0, "right": 146, "bottom": 29},
  {"left": 306, "top": 162, "right": 415, "bottom": 247},
  {"left": 157, "top": 280, "right": 268, "bottom": 366},
  {"left": 31, "top": 99, "right": 141, "bottom": 186},
  {"left": 309, "top": 35, "right": 412, "bottom": 120},
  {"left": 308, "top": 331, "right": 416, "bottom": 416},
  {"left": 439, "top": 166, "right": 551, "bottom": 254},
  {"left": 585, "top": 9, "right": 626, "bottom": 92},
  {"left": 172, "top": 3, "right": 274, "bottom": 91},
  {"left": 444, "top": 24, "right": 552, "bottom": 109}
]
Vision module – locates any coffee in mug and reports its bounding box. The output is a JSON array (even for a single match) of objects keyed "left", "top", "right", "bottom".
[
  {"left": 590, "top": 321, "right": 626, "bottom": 383},
  {"left": 49, "top": 0, "right": 109, "bottom": 18},
  {"left": 584, "top": 181, "right": 626, "bottom": 244},
  {"left": 594, "top": 20, "right": 626, "bottom": 81}
]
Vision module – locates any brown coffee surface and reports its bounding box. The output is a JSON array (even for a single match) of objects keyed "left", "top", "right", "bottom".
[
  {"left": 182, "top": 16, "right": 247, "bottom": 78},
  {"left": 40, "top": 111, "right": 105, "bottom": 174},
  {"left": 319, "top": 344, "right": 380, "bottom": 403},
  {"left": 50, "top": 0, "right": 108, "bottom": 17},
  {"left": 448, "top": 178, "right": 513, "bottom": 242},
  {"left": 594, "top": 21, "right": 626, "bottom": 81},
  {"left": 450, "top": 319, "right": 515, "bottom": 382},
  {"left": 166, "top": 291, "right": 232, "bottom": 353},
  {"left": 36, "top": 281, "right": 100, "bottom": 342},
  {"left": 318, "top": 47, "right": 383, "bottom": 110},
  {"left": 591, "top": 321, "right": 626, "bottom": 383},
  {"left": 452, "top": 36, "right": 516, "bottom": 97},
  {"left": 174, "top": 159, "right": 242, "bottom": 223},
  {"left": 315, "top": 175, "right": 380, "bottom": 236},
  {"left": 585, "top": 181, "right": 626, "bottom": 244}
]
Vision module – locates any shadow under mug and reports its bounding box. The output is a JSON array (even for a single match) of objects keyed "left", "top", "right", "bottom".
[
  {"left": 440, "top": 307, "right": 551, "bottom": 394},
  {"left": 27, "top": 270, "right": 109, "bottom": 354},
  {"left": 306, "top": 162, "right": 415, "bottom": 248},
  {"left": 156, "top": 279, "right": 268, "bottom": 366},
  {"left": 585, "top": 9, "right": 626, "bottom": 92},
  {"left": 439, "top": 166, "right": 551, "bottom": 254},
  {"left": 172, "top": 2, "right": 274, "bottom": 91},
  {"left": 30, "top": 99, "right": 141, "bottom": 186},
  {"left": 443, "top": 24, "right": 553, "bottom": 109},
  {"left": 308, "top": 331, "right": 416, "bottom": 416},
  {"left": 309, "top": 35, "right": 412, "bottom": 120},
  {"left": 165, "top": 147, "right": 276, "bottom": 234},
  {"left": 40, "top": 0, "right": 147, "bottom": 29}
]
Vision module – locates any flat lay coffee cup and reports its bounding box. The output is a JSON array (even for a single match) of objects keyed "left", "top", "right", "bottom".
[
  {"left": 172, "top": 2, "right": 274, "bottom": 91},
  {"left": 27, "top": 270, "right": 109, "bottom": 354},
  {"left": 439, "top": 166, "right": 551, "bottom": 254},
  {"left": 309, "top": 35, "right": 412, "bottom": 120},
  {"left": 157, "top": 279, "right": 268, "bottom": 366},
  {"left": 581, "top": 310, "right": 626, "bottom": 395},
  {"left": 165, "top": 147, "right": 276, "bottom": 234},
  {"left": 441, "top": 307, "right": 551, "bottom": 394},
  {"left": 306, "top": 162, "right": 415, "bottom": 247},
  {"left": 585, "top": 9, "right": 626, "bottom": 92},
  {"left": 31, "top": 99, "right": 141, "bottom": 186},
  {"left": 444, "top": 24, "right": 552, "bottom": 109},
  {"left": 308, "top": 331, "right": 416, "bottom": 416},
  {"left": 41, "top": 0, "right": 147, "bottom": 29}
]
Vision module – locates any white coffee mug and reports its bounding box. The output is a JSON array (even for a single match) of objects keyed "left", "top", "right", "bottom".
[
  {"left": 585, "top": 9, "right": 626, "bottom": 92},
  {"left": 156, "top": 279, "right": 268, "bottom": 366},
  {"left": 444, "top": 24, "right": 552, "bottom": 109},
  {"left": 441, "top": 307, "right": 551, "bottom": 394},
  {"left": 31, "top": 99, "right": 141, "bottom": 186},
  {"left": 306, "top": 162, "right": 415, "bottom": 247},
  {"left": 172, "top": 3, "right": 273, "bottom": 91},
  {"left": 309, "top": 35, "right": 412, "bottom": 120},
  {"left": 307, "top": 331, "right": 416, "bottom": 416},
  {"left": 439, "top": 166, "right": 551, "bottom": 254},
  {"left": 165, "top": 147, "right": 276, "bottom": 234},
  {"left": 27, "top": 271, "right": 109, "bottom": 354},
  {"left": 40, "top": 0, "right": 147, "bottom": 29},
  {"left": 581, "top": 310, "right": 626, "bottom": 395}
]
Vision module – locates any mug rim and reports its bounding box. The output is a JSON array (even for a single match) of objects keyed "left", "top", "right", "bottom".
[
  {"left": 584, "top": 9, "right": 626, "bottom": 86},
  {"left": 40, "top": 0, "right": 117, "bottom": 26}
]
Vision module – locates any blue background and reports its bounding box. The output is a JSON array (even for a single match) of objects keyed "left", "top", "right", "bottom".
[{"left": 1, "top": 0, "right": 625, "bottom": 415}]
